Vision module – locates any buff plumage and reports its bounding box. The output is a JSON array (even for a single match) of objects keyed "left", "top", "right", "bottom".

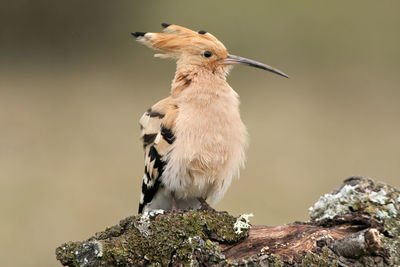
[{"left": 132, "top": 24, "right": 287, "bottom": 213}]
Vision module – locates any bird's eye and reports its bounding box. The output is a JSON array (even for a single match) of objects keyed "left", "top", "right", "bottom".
[{"left": 203, "top": 51, "right": 212, "bottom": 58}]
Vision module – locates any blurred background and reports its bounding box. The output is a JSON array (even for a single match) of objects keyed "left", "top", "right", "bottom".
[{"left": 1, "top": 0, "right": 400, "bottom": 266}]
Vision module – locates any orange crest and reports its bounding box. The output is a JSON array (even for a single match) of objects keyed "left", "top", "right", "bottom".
[{"left": 132, "top": 23, "right": 288, "bottom": 78}]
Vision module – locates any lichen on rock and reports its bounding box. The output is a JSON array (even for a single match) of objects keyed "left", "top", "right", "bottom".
[
  {"left": 309, "top": 176, "right": 400, "bottom": 221},
  {"left": 233, "top": 213, "right": 253, "bottom": 234},
  {"left": 56, "top": 210, "right": 249, "bottom": 266},
  {"left": 56, "top": 177, "right": 400, "bottom": 266},
  {"left": 309, "top": 176, "right": 400, "bottom": 266}
]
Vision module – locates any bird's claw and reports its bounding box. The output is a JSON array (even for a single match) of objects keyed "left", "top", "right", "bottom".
[{"left": 198, "top": 198, "right": 216, "bottom": 212}]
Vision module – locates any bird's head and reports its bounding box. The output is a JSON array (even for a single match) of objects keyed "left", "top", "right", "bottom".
[{"left": 132, "top": 23, "right": 288, "bottom": 78}]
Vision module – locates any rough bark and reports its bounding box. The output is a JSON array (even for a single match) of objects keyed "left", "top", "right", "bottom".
[{"left": 56, "top": 177, "right": 400, "bottom": 266}]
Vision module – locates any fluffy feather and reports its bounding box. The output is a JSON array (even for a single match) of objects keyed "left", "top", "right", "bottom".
[{"left": 134, "top": 24, "right": 285, "bottom": 213}]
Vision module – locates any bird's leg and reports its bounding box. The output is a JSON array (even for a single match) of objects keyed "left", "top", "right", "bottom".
[
  {"left": 197, "top": 197, "right": 215, "bottom": 212},
  {"left": 171, "top": 191, "right": 178, "bottom": 212}
]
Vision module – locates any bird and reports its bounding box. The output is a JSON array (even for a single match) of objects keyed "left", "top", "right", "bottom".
[{"left": 131, "top": 23, "right": 288, "bottom": 214}]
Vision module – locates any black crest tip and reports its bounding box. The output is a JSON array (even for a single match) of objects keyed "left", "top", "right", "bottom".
[
  {"left": 131, "top": 32, "right": 146, "bottom": 37},
  {"left": 161, "top": 23, "right": 171, "bottom": 28},
  {"left": 198, "top": 30, "right": 207, "bottom": 35}
]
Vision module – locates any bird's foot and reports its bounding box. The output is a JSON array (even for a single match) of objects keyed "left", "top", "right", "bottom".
[
  {"left": 197, "top": 198, "right": 216, "bottom": 212},
  {"left": 170, "top": 192, "right": 183, "bottom": 213}
]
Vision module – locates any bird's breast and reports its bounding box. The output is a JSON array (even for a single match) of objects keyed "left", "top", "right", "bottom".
[{"left": 162, "top": 86, "right": 248, "bottom": 200}]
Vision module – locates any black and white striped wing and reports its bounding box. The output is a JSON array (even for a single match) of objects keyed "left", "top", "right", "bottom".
[{"left": 138, "top": 108, "right": 175, "bottom": 213}]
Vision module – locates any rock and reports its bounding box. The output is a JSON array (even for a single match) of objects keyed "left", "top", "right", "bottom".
[{"left": 56, "top": 177, "right": 400, "bottom": 266}]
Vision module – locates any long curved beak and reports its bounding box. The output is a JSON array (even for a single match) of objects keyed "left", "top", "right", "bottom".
[{"left": 223, "top": 54, "right": 289, "bottom": 78}]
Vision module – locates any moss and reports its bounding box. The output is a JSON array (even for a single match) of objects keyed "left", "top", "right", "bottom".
[
  {"left": 201, "top": 211, "right": 249, "bottom": 243},
  {"left": 55, "top": 241, "right": 82, "bottom": 267},
  {"left": 266, "top": 254, "right": 284, "bottom": 267},
  {"left": 56, "top": 177, "right": 400, "bottom": 266},
  {"left": 56, "top": 210, "right": 248, "bottom": 266},
  {"left": 382, "top": 217, "right": 400, "bottom": 266},
  {"left": 300, "top": 246, "right": 338, "bottom": 267}
]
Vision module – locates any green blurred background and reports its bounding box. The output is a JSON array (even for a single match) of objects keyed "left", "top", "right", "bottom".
[{"left": 1, "top": 1, "right": 400, "bottom": 266}]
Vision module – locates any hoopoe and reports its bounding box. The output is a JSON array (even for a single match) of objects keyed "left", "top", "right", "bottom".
[{"left": 131, "top": 24, "right": 288, "bottom": 213}]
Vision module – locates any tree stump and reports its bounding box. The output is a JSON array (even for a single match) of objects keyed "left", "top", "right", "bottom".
[{"left": 56, "top": 177, "right": 400, "bottom": 266}]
